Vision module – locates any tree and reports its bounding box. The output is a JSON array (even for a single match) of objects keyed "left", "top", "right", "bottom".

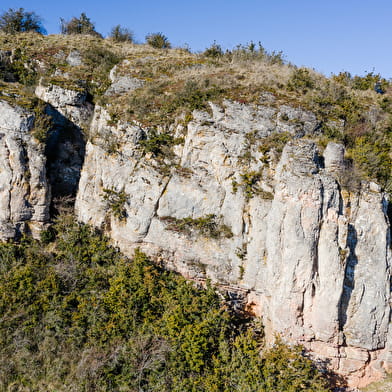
[
  {"left": 60, "top": 12, "right": 101, "bottom": 37},
  {"left": 0, "top": 8, "right": 46, "bottom": 34},
  {"left": 145, "top": 32, "right": 171, "bottom": 49},
  {"left": 109, "top": 25, "right": 133, "bottom": 42}
]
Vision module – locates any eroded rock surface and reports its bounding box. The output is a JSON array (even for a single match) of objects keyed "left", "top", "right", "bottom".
[
  {"left": 0, "top": 100, "right": 50, "bottom": 239},
  {"left": 0, "top": 89, "right": 390, "bottom": 388},
  {"left": 75, "top": 100, "right": 391, "bottom": 387}
]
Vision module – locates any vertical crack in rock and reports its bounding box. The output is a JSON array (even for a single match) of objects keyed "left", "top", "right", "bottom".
[
  {"left": 338, "top": 223, "right": 358, "bottom": 332},
  {"left": 3, "top": 137, "right": 12, "bottom": 223},
  {"left": 144, "top": 175, "right": 171, "bottom": 237},
  {"left": 45, "top": 108, "right": 86, "bottom": 202}
]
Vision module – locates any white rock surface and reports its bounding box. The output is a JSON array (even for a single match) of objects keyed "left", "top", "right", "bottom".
[
  {"left": 0, "top": 100, "right": 50, "bottom": 239},
  {"left": 75, "top": 101, "right": 392, "bottom": 387},
  {"left": 35, "top": 83, "right": 93, "bottom": 128},
  {"left": 0, "top": 89, "right": 390, "bottom": 388}
]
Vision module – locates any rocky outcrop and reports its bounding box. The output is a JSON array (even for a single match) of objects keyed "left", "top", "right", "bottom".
[
  {"left": 105, "top": 60, "right": 144, "bottom": 95},
  {"left": 74, "top": 100, "right": 391, "bottom": 387},
  {"left": 0, "top": 100, "right": 50, "bottom": 239},
  {"left": 35, "top": 83, "right": 90, "bottom": 197},
  {"left": 0, "top": 86, "right": 390, "bottom": 388}
]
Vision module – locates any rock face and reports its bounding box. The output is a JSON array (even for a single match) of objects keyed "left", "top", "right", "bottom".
[
  {"left": 35, "top": 83, "right": 90, "bottom": 197},
  {"left": 0, "top": 89, "right": 390, "bottom": 388},
  {"left": 0, "top": 100, "right": 50, "bottom": 239},
  {"left": 75, "top": 100, "right": 391, "bottom": 387}
]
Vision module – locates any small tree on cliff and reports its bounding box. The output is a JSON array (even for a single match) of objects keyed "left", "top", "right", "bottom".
[
  {"left": 60, "top": 13, "right": 101, "bottom": 37},
  {"left": 145, "top": 32, "right": 171, "bottom": 49},
  {"left": 0, "top": 8, "right": 46, "bottom": 34},
  {"left": 109, "top": 25, "right": 133, "bottom": 42}
]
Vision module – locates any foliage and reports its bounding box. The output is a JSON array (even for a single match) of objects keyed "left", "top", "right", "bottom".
[
  {"left": 333, "top": 71, "right": 389, "bottom": 93},
  {"left": 82, "top": 45, "right": 121, "bottom": 97},
  {"left": 109, "top": 24, "right": 133, "bottom": 42},
  {"left": 127, "top": 78, "right": 226, "bottom": 127},
  {"left": 0, "top": 217, "right": 331, "bottom": 391},
  {"left": 287, "top": 67, "right": 315, "bottom": 93},
  {"left": 146, "top": 32, "right": 171, "bottom": 49},
  {"left": 232, "top": 171, "right": 274, "bottom": 200},
  {"left": 259, "top": 132, "right": 292, "bottom": 163},
  {"left": 0, "top": 47, "right": 37, "bottom": 85},
  {"left": 261, "top": 337, "right": 328, "bottom": 392},
  {"left": 225, "top": 41, "right": 285, "bottom": 65},
  {"left": 102, "top": 188, "right": 127, "bottom": 220},
  {"left": 0, "top": 8, "right": 46, "bottom": 34},
  {"left": 60, "top": 12, "right": 101, "bottom": 37},
  {"left": 203, "top": 42, "right": 224, "bottom": 58},
  {"left": 31, "top": 99, "right": 53, "bottom": 143},
  {"left": 138, "top": 128, "right": 184, "bottom": 157},
  {"left": 162, "top": 214, "right": 233, "bottom": 239}
]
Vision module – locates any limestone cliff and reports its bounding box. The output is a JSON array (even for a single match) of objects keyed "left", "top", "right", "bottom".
[
  {"left": 0, "top": 100, "right": 50, "bottom": 239},
  {"left": 0, "top": 36, "right": 391, "bottom": 388},
  {"left": 72, "top": 100, "right": 391, "bottom": 387}
]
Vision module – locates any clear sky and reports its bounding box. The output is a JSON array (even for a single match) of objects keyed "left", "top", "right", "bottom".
[{"left": 1, "top": 0, "right": 391, "bottom": 78}]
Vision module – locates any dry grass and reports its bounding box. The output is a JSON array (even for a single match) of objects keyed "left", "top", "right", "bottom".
[
  {"left": 1, "top": 32, "right": 390, "bottom": 189},
  {"left": 360, "top": 374, "right": 392, "bottom": 392}
]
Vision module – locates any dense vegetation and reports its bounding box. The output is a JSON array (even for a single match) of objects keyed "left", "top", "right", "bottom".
[{"left": 0, "top": 216, "right": 330, "bottom": 391}]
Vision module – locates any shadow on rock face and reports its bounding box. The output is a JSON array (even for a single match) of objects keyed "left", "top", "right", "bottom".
[
  {"left": 44, "top": 105, "right": 86, "bottom": 215},
  {"left": 338, "top": 224, "right": 358, "bottom": 332}
]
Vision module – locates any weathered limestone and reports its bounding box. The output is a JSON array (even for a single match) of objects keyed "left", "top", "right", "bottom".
[
  {"left": 74, "top": 100, "right": 391, "bottom": 387},
  {"left": 35, "top": 83, "right": 93, "bottom": 128},
  {"left": 0, "top": 88, "right": 390, "bottom": 388},
  {"left": 105, "top": 60, "right": 144, "bottom": 95},
  {"left": 0, "top": 100, "right": 50, "bottom": 239},
  {"left": 35, "top": 83, "right": 90, "bottom": 197}
]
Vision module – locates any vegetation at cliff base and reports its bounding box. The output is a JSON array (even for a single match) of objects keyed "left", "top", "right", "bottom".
[{"left": 0, "top": 216, "right": 330, "bottom": 391}]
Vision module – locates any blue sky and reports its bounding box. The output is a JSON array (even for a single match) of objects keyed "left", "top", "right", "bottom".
[{"left": 1, "top": 0, "right": 391, "bottom": 78}]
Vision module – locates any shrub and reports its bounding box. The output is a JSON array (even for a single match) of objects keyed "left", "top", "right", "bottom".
[
  {"left": 109, "top": 24, "right": 133, "bottom": 42},
  {"left": 60, "top": 12, "right": 101, "bottom": 37},
  {"left": 138, "top": 128, "right": 183, "bottom": 157},
  {"left": 287, "top": 67, "right": 315, "bottom": 93},
  {"left": 31, "top": 100, "right": 52, "bottom": 143},
  {"left": 146, "top": 32, "right": 171, "bottom": 49},
  {"left": 0, "top": 216, "right": 331, "bottom": 391},
  {"left": 161, "top": 214, "right": 233, "bottom": 239},
  {"left": 102, "top": 188, "right": 127, "bottom": 220},
  {"left": 203, "top": 41, "right": 223, "bottom": 58},
  {"left": 82, "top": 45, "right": 121, "bottom": 97},
  {"left": 352, "top": 72, "right": 388, "bottom": 92},
  {"left": 0, "top": 8, "right": 46, "bottom": 34}
]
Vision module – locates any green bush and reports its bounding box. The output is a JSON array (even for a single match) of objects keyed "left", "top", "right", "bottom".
[
  {"left": 0, "top": 8, "right": 46, "bottom": 34},
  {"left": 138, "top": 128, "right": 184, "bottom": 157},
  {"left": 162, "top": 214, "right": 233, "bottom": 239},
  {"left": 287, "top": 67, "right": 315, "bottom": 93},
  {"left": 31, "top": 99, "right": 52, "bottom": 143},
  {"left": 109, "top": 24, "right": 133, "bottom": 42},
  {"left": 60, "top": 12, "right": 101, "bottom": 37},
  {"left": 0, "top": 216, "right": 331, "bottom": 391},
  {"left": 102, "top": 188, "right": 127, "bottom": 220},
  {"left": 203, "top": 42, "right": 224, "bottom": 58},
  {"left": 82, "top": 45, "right": 121, "bottom": 97},
  {"left": 146, "top": 32, "right": 171, "bottom": 49}
]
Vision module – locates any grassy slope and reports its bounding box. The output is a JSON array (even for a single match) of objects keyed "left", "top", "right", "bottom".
[{"left": 0, "top": 32, "right": 390, "bottom": 190}]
